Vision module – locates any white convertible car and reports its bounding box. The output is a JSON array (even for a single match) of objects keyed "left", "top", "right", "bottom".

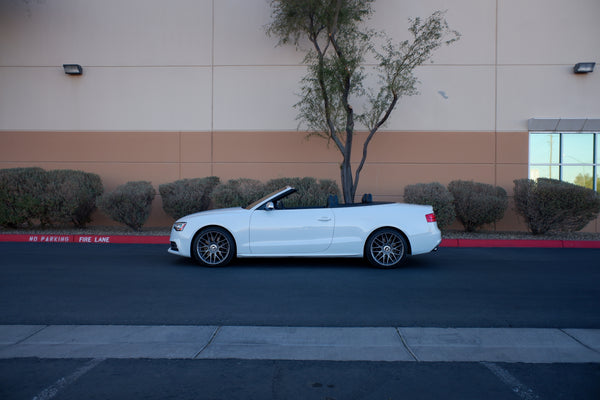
[{"left": 168, "top": 186, "right": 441, "bottom": 268}]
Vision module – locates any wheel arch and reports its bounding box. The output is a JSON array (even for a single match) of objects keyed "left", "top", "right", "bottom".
[
  {"left": 364, "top": 226, "right": 412, "bottom": 257},
  {"left": 190, "top": 224, "right": 238, "bottom": 258}
]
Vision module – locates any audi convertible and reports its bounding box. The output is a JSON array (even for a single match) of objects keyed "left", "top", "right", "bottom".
[{"left": 168, "top": 186, "right": 441, "bottom": 268}]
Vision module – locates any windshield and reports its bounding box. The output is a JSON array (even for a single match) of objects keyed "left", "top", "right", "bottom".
[{"left": 244, "top": 187, "right": 289, "bottom": 210}]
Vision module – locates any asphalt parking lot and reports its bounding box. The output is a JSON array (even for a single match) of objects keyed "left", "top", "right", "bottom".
[
  {"left": 2, "top": 358, "right": 599, "bottom": 400},
  {"left": 0, "top": 244, "right": 599, "bottom": 328},
  {"left": 0, "top": 243, "right": 599, "bottom": 399}
]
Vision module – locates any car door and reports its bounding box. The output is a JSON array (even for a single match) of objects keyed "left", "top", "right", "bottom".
[{"left": 249, "top": 208, "right": 334, "bottom": 254}]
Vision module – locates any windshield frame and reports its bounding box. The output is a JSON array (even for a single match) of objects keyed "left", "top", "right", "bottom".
[{"left": 244, "top": 187, "right": 293, "bottom": 210}]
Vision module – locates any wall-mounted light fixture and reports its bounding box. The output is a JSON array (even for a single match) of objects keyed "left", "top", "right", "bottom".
[
  {"left": 573, "top": 62, "right": 595, "bottom": 74},
  {"left": 63, "top": 64, "right": 83, "bottom": 75}
]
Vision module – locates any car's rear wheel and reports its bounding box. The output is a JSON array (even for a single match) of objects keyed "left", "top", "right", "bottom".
[
  {"left": 192, "top": 227, "right": 235, "bottom": 267},
  {"left": 365, "top": 228, "right": 408, "bottom": 269}
]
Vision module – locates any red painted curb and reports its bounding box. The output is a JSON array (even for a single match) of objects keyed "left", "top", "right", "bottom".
[
  {"left": 562, "top": 240, "right": 600, "bottom": 249},
  {"left": 0, "top": 234, "right": 170, "bottom": 244},
  {"left": 1, "top": 234, "right": 599, "bottom": 248},
  {"left": 0, "top": 234, "right": 74, "bottom": 243},
  {"left": 440, "top": 239, "right": 459, "bottom": 247},
  {"left": 454, "top": 239, "right": 564, "bottom": 248},
  {"left": 439, "top": 238, "right": 600, "bottom": 249},
  {"left": 74, "top": 235, "right": 169, "bottom": 244}
]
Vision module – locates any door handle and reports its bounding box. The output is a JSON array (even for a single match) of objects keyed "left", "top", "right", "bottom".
[{"left": 318, "top": 217, "right": 332, "bottom": 222}]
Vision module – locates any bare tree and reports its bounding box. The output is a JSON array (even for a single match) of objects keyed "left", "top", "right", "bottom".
[{"left": 267, "top": 0, "right": 459, "bottom": 203}]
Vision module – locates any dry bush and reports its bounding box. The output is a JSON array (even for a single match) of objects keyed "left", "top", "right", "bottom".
[
  {"left": 99, "top": 181, "right": 156, "bottom": 231},
  {"left": 448, "top": 180, "right": 508, "bottom": 232},
  {"left": 514, "top": 178, "right": 600, "bottom": 234}
]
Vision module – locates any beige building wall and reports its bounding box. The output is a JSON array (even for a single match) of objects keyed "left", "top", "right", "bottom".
[{"left": 1, "top": 0, "right": 598, "bottom": 231}]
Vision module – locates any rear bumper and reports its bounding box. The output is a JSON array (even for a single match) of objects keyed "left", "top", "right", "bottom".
[{"left": 410, "top": 231, "right": 442, "bottom": 255}]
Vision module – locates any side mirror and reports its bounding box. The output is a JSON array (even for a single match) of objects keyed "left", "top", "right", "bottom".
[{"left": 265, "top": 201, "right": 275, "bottom": 211}]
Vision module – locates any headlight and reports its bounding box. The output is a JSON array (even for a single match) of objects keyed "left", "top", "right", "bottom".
[{"left": 173, "top": 222, "right": 187, "bottom": 232}]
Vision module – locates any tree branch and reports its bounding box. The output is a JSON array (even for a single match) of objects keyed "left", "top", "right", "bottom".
[
  {"left": 308, "top": 45, "right": 344, "bottom": 153},
  {"left": 354, "top": 94, "right": 398, "bottom": 189}
]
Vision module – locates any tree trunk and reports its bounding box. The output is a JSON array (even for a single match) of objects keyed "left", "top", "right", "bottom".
[{"left": 340, "top": 157, "right": 354, "bottom": 204}]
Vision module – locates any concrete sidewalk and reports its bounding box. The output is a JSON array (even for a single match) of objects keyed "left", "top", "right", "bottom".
[{"left": 1, "top": 325, "right": 599, "bottom": 363}]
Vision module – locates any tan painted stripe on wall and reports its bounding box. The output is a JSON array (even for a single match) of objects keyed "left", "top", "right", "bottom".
[{"left": 1, "top": 129, "right": 596, "bottom": 232}]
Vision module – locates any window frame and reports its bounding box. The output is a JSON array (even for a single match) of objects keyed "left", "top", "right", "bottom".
[{"left": 528, "top": 131, "right": 598, "bottom": 191}]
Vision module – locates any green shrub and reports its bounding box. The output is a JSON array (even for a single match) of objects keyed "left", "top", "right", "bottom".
[
  {"left": 514, "top": 178, "right": 600, "bottom": 234},
  {"left": 404, "top": 182, "right": 456, "bottom": 229},
  {"left": 317, "top": 179, "right": 341, "bottom": 203},
  {"left": 0, "top": 167, "right": 47, "bottom": 227},
  {"left": 264, "top": 177, "right": 340, "bottom": 207},
  {"left": 43, "top": 169, "right": 104, "bottom": 227},
  {"left": 448, "top": 180, "right": 508, "bottom": 232},
  {"left": 159, "top": 176, "right": 220, "bottom": 219},
  {"left": 98, "top": 181, "right": 156, "bottom": 231},
  {"left": 211, "top": 177, "right": 340, "bottom": 209},
  {"left": 212, "top": 178, "right": 267, "bottom": 208}
]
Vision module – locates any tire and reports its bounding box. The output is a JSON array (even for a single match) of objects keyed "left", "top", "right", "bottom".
[
  {"left": 192, "top": 227, "right": 236, "bottom": 267},
  {"left": 365, "top": 228, "right": 408, "bottom": 269}
]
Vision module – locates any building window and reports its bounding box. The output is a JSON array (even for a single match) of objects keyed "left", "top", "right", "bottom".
[{"left": 529, "top": 132, "right": 598, "bottom": 191}]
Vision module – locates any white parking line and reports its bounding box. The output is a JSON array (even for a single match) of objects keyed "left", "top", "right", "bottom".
[
  {"left": 481, "top": 362, "right": 539, "bottom": 400},
  {"left": 32, "top": 358, "right": 105, "bottom": 400}
]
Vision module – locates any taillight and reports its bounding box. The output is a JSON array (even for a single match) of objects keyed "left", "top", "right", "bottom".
[{"left": 425, "top": 213, "right": 437, "bottom": 223}]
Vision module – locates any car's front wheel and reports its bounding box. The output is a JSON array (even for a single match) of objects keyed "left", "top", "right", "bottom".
[
  {"left": 365, "top": 228, "right": 408, "bottom": 269},
  {"left": 192, "top": 227, "right": 236, "bottom": 267}
]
